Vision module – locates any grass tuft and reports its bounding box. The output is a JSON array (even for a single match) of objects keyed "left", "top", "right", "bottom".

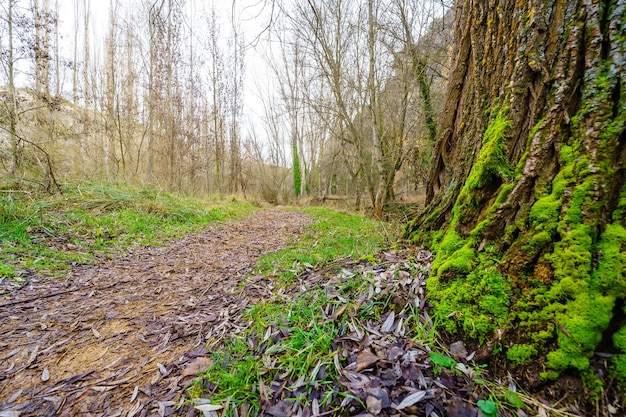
[{"left": 255, "top": 206, "right": 398, "bottom": 285}]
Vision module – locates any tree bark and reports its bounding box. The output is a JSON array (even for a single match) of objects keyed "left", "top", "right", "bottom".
[{"left": 407, "top": 0, "right": 625, "bottom": 394}]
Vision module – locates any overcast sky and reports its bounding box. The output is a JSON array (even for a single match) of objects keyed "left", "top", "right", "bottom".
[{"left": 53, "top": 0, "right": 272, "bottom": 126}]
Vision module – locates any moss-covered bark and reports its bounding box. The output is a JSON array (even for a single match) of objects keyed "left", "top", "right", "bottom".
[{"left": 406, "top": 0, "right": 625, "bottom": 395}]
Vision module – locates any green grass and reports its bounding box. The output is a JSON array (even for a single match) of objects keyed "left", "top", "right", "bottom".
[
  {"left": 193, "top": 290, "right": 342, "bottom": 413},
  {"left": 0, "top": 182, "right": 256, "bottom": 282},
  {"left": 255, "top": 206, "right": 398, "bottom": 284}
]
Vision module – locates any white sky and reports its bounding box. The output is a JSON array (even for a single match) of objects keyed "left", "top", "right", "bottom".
[{"left": 52, "top": 0, "right": 273, "bottom": 139}]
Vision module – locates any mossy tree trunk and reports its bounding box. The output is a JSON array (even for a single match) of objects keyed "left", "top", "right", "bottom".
[{"left": 406, "top": 0, "right": 625, "bottom": 394}]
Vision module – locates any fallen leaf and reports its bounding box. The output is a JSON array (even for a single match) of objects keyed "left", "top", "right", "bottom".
[
  {"left": 263, "top": 326, "right": 272, "bottom": 342},
  {"left": 455, "top": 362, "right": 472, "bottom": 377},
  {"left": 182, "top": 357, "right": 213, "bottom": 376},
  {"left": 449, "top": 341, "right": 468, "bottom": 361},
  {"left": 394, "top": 391, "right": 426, "bottom": 410},
  {"left": 330, "top": 304, "right": 348, "bottom": 320},
  {"left": 130, "top": 385, "right": 139, "bottom": 402},
  {"left": 381, "top": 312, "right": 395, "bottom": 333},
  {"left": 41, "top": 367, "right": 50, "bottom": 381},
  {"left": 127, "top": 400, "right": 144, "bottom": 417},
  {"left": 259, "top": 378, "right": 268, "bottom": 401},
  {"left": 205, "top": 313, "right": 218, "bottom": 322},
  {"left": 186, "top": 347, "right": 209, "bottom": 358},
  {"left": 387, "top": 345, "right": 404, "bottom": 362},
  {"left": 6, "top": 390, "right": 22, "bottom": 404},
  {"left": 356, "top": 348, "right": 380, "bottom": 372},
  {"left": 312, "top": 398, "right": 320, "bottom": 417},
  {"left": 26, "top": 345, "right": 39, "bottom": 366},
  {"left": 194, "top": 404, "right": 223, "bottom": 412},
  {"left": 92, "top": 327, "right": 101, "bottom": 338},
  {"left": 366, "top": 396, "right": 383, "bottom": 415}
]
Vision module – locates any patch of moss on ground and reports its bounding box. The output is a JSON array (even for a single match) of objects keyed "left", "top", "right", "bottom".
[
  {"left": 507, "top": 344, "right": 538, "bottom": 365},
  {"left": 428, "top": 253, "right": 511, "bottom": 340}
]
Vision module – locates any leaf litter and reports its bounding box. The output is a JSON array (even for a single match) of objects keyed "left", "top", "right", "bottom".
[
  {"left": 196, "top": 248, "right": 592, "bottom": 417},
  {"left": 0, "top": 209, "right": 310, "bottom": 417}
]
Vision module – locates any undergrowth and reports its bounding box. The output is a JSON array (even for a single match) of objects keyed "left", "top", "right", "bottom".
[
  {"left": 187, "top": 208, "right": 401, "bottom": 413},
  {"left": 0, "top": 182, "right": 255, "bottom": 283}
]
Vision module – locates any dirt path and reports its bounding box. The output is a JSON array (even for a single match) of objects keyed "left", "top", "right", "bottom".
[{"left": 0, "top": 209, "right": 310, "bottom": 417}]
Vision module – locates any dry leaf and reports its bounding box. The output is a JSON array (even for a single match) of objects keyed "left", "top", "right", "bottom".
[
  {"left": 366, "top": 396, "right": 383, "bottom": 414},
  {"left": 449, "top": 341, "right": 468, "bottom": 361},
  {"left": 312, "top": 398, "right": 320, "bottom": 417},
  {"left": 394, "top": 391, "right": 426, "bottom": 410},
  {"left": 356, "top": 348, "right": 380, "bottom": 372},
  {"left": 263, "top": 326, "right": 272, "bottom": 342},
  {"left": 41, "top": 367, "right": 50, "bottom": 381},
  {"left": 92, "top": 327, "right": 101, "bottom": 338},
  {"left": 157, "top": 363, "right": 168, "bottom": 375},
  {"left": 182, "top": 357, "right": 213, "bottom": 376},
  {"left": 127, "top": 400, "right": 144, "bottom": 417},
  {"left": 381, "top": 312, "right": 395, "bottom": 333},
  {"left": 194, "top": 404, "right": 223, "bottom": 412},
  {"left": 455, "top": 362, "right": 472, "bottom": 377},
  {"left": 330, "top": 304, "right": 348, "bottom": 320},
  {"left": 259, "top": 378, "right": 268, "bottom": 401}
]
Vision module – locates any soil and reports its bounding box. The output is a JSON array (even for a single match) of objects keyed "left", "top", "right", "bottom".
[{"left": 0, "top": 209, "right": 311, "bottom": 417}]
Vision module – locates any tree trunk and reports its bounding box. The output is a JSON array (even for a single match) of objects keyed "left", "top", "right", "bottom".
[
  {"left": 406, "top": 0, "right": 625, "bottom": 396},
  {"left": 7, "top": 0, "right": 22, "bottom": 176}
]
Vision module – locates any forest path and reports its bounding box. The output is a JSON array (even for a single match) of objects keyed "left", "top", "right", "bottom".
[{"left": 0, "top": 209, "right": 310, "bottom": 417}]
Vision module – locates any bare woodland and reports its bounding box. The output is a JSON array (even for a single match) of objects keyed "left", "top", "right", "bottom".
[{"left": 0, "top": 0, "right": 452, "bottom": 217}]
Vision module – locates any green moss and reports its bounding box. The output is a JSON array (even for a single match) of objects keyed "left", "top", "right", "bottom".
[
  {"left": 467, "top": 110, "right": 514, "bottom": 188},
  {"left": 529, "top": 196, "right": 561, "bottom": 230},
  {"left": 428, "top": 255, "right": 511, "bottom": 341},
  {"left": 593, "top": 224, "right": 626, "bottom": 294},
  {"left": 537, "top": 51, "right": 626, "bottom": 388},
  {"left": 424, "top": 109, "right": 516, "bottom": 340},
  {"left": 613, "top": 354, "right": 626, "bottom": 385},
  {"left": 507, "top": 344, "right": 538, "bottom": 365},
  {"left": 436, "top": 243, "right": 475, "bottom": 275},
  {"left": 547, "top": 294, "right": 615, "bottom": 374},
  {"left": 611, "top": 302, "right": 626, "bottom": 385},
  {"left": 437, "top": 221, "right": 464, "bottom": 254},
  {"left": 525, "top": 231, "right": 552, "bottom": 251},
  {"left": 456, "top": 109, "right": 513, "bottom": 214}
]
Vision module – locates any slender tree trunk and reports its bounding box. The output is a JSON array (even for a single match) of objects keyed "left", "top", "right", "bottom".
[
  {"left": 72, "top": 0, "right": 79, "bottom": 103},
  {"left": 52, "top": 0, "right": 59, "bottom": 97},
  {"left": 7, "top": 0, "right": 21, "bottom": 176},
  {"left": 407, "top": 0, "right": 626, "bottom": 398}
]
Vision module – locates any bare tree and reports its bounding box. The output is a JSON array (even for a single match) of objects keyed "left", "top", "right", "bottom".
[{"left": 0, "top": 0, "right": 24, "bottom": 176}]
